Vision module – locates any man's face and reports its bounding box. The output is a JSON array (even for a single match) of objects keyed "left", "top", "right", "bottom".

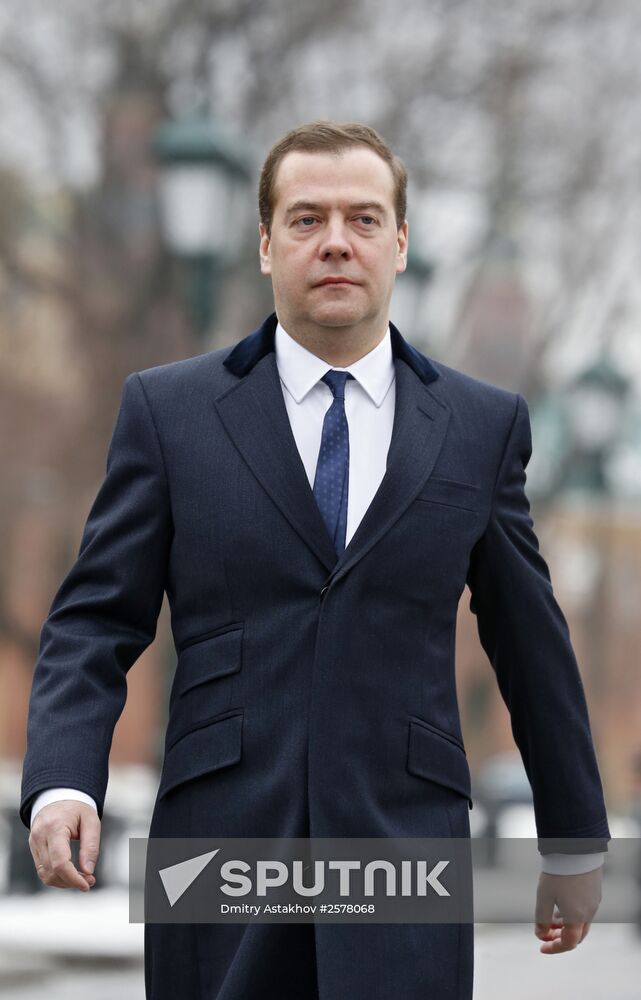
[{"left": 259, "top": 147, "right": 408, "bottom": 338}]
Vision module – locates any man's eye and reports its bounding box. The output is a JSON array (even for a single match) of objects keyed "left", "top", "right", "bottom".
[
  {"left": 296, "top": 217, "right": 317, "bottom": 227},
  {"left": 357, "top": 216, "right": 376, "bottom": 225}
]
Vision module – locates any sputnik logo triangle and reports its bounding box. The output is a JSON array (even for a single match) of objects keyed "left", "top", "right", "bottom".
[{"left": 159, "top": 848, "right": 220, "bottom": 906}]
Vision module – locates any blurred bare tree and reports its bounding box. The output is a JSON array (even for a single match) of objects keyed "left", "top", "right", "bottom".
[{"left": 0, "top": 0, "right": 640, "bottom": 670}]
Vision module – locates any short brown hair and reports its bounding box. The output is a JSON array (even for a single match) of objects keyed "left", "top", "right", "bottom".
[{"left": 258, "top": 120, "right": 407, "bottom": 236}]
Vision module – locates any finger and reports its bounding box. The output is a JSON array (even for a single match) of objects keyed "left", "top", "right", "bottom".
[
  {"left": 535, "top": 922, "right": 564, "bottom": 941},
  {"left": 28, "top": 817, "right": 54, "bottom": 882},
  {"left": 579, "top": 922, "right": 591, "bottom": 943},
  {"left": 558, "top": 922, "right": 584, "bottom": 952},
  {"left": 535, "top": 904, "right": 564, "bottom": 940},
  {"left": 78, "top": 810, "right": 101, "bottom": 879},
  {"left": 35, "top": 861, "right": 49, "bottom": 885},
  {"left": 40, "top": 870, "right": 83, "bottom": 889},
  {"left": 48, "top": 827, "right": 92, "bottom": 891},
  {"left": 36, "top": 835, "right": 56, "bottom": 886},
  {"left": 540, "top": 922, "right": 583, "bottom": 954},
  {"left": 28, "top": 830, "right": 44, "bottom": 872},
  {"left": 534, "top": 878, "right": 557, "bottom": 927},
  {"left": 29, "top": 823, "right": 57, "bottom": 879}
]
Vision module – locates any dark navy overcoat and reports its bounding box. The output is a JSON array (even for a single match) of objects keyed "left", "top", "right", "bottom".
[{"left": 20, "top": 313, "right": 610, "bottom": 999}]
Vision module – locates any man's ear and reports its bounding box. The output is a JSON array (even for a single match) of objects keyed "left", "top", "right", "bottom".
[
  {"left": 259, "top": 223, "right": 272, "bottom": 276},
  {"left": 396, "top": 221, "right": 408, "bottom": 274}
]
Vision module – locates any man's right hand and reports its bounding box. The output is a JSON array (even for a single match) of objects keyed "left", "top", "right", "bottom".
[{"left": 29, "top": 800, "right": 100, "bottom": 891}]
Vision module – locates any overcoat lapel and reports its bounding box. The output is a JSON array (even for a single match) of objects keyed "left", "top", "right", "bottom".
[{"left": 216, "top": 314, "right": 451, "bottom": 581}]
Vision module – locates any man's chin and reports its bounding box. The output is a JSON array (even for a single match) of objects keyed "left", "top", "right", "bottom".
[{"left": 308, "top": 307, "right": 366, "bottom": 329}]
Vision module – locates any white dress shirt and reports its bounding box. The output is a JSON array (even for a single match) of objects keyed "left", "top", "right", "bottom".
[{"left": 31, "top": 320, "right": 603, "bottom": 875}]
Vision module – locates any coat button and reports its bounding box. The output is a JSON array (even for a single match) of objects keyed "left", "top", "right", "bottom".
[{"left": 320, "top": 585, "right": 329, "bottom": 599}]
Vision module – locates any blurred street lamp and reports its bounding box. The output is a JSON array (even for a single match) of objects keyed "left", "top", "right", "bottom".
[
  {"left": 500, "top": 358, "right": 635, "bottom": 773},
  {"left": 391, "top": 247, "right": 434, "bottom": 345},
  {"left": 562, "top": 358, "right": 631, "bottom": 726},
  {"left": 564, "top": 359, "right": 631, "bottom": 496},
  {"left": 151, "top": 115, "right": 252, "bottom": 340},
  {"left": 526, "top": 359, "right": 633, "bottom": 505}
]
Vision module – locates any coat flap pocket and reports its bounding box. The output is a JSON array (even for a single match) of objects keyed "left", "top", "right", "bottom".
[
  {"left": 415, "top": 478, "right": 480, "bottom": 511},
  {"left": 177, "top": 626, "right": 243, "bottom": 696},
  {"left": 158, "top": 711, "right": 243, "bottom": 800},
  {"left": 406, "top": 717, "right": 472, "bottom": 804}
]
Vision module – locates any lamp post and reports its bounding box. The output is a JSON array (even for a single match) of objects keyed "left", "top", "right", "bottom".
[
  {"left": 523, "top": 358, "right": 632, "bottom": 756},
  {"left": 525, "top": 360, "right": 632, "bottom": 505},
  {"left": 563, "top": 358, "right": 631, "bottom": 731},
  {"left": 391, "top": 247, "right": 434, "bottom": 345},
  {"left": 564, "top": 360, "right": 630, "bottom": 496},
  {"left": 151, "top": 115, "right": 252, "bottom": 341}
]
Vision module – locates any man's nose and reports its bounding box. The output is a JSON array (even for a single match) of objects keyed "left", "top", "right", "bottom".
[{"left": 319, "top": 221, "right": 353, "bottom": 259}]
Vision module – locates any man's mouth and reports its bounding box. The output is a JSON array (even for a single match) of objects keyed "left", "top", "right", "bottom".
[{"left": 314, "top": 277, "right": 357, "bottom": 286}]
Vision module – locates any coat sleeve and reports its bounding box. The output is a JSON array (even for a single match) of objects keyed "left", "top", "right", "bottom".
[
  {"left": 19, "top": 372, "right": 173, "bottom": 829},
  {"left": 466, "top": 393, "right": 610, "bottom": 852}
]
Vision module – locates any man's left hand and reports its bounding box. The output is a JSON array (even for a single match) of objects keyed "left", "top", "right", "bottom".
[{"left": 534, "top": 867, "right": 603, "bottom": 954}]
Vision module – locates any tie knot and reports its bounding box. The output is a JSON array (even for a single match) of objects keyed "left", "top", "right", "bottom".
[{"left": 321, "top": 370, "right": 354, "bottom": 400}]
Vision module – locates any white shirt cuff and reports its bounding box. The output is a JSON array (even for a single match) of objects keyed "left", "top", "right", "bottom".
[
  {"left": 30, "top": 788, "right": 98, "bottom": 828},
  {"left": 540, "top": 851, "right": 605, "bottom": 875}
]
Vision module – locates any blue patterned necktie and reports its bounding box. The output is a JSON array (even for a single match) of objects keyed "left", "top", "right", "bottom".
[{"left": 313, "top": 369, "right": 355, "bottom": 556}]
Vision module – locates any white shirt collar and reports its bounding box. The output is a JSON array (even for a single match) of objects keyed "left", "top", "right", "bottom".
[{"left": 275, "top": 320, "right": 395, "bottom": 407}]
